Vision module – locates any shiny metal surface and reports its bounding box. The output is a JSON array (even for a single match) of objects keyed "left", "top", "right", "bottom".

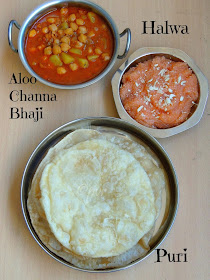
[
  {"left": 117, "top": 28, "right": 131, "bottom": 59},
  {"left": 8, "top": 0, "right": 131, "bottom": 89},
  {"left": 21, "top": 117, "right": 179, "bottom": 272},
  {"left": 8, "top": 20, "right": 21, "bottom": 53},
  {"left": 112, "top": 47, "right": 209, "bottom": 138}
]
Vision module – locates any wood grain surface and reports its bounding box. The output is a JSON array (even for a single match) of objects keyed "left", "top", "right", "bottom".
[{"left": 1, "top": 0, "right": 209, "bottom": 279}]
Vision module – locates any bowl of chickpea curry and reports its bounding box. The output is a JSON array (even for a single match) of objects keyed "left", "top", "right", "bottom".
[{"left": 8, "top": 0, "right": 131, "bottom": 89}]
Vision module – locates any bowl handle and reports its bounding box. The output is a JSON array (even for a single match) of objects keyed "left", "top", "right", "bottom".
[
  {"left": 117, "top": 28, "right": 131, "bottom": 59},
  {"left": 8, "top": 20, "right": 21, "bottom": 53}
]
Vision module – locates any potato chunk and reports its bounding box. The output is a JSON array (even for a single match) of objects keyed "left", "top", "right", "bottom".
[
  {"left": 88, "top": 12, "right": 96, "bottom": 23},
  {"left": 87, "top": 55, "right": 99, "bottom": 62},
  {"left": 69, "top": 48, "right": 82, "bottom": 55},
  {"left": 49, "top": 55, "right": 63, "bottom": 66},
  {"left": 61, "top": 53, "right": 75, "bottom": 64},
  {"left": 95, "top": 48, "right": 102, "bottom": 55},
  {"left": 78, "top": 58, "right": 89, "bottom": 68},
  {"left": 59, "top": 22, "right": 68, "bottom": 30}
]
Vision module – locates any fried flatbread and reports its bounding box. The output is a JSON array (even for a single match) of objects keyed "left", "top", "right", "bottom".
[{"left": 27, "top": 129, "right": 166, "bottom": 269}]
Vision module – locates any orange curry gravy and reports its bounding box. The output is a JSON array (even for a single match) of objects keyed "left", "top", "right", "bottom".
[
  {"left": 120, "top": 56, "right": 199, "bottom": 129},
  {"left": 25, "top": 7, "right": 114, "bottom": 85}
]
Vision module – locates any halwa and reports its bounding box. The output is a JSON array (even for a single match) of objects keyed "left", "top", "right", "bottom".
[{"left": 120, "top": 56, "right": 199, "bottom": 128}]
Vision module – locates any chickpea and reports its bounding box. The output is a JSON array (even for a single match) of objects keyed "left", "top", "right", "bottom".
[
  {"left": 29, "top": 29, "right": 37, "bottom": 37},
  {"left": 64, "top": 28, "right": 74, "bottom": 35},
  {"left": 47, "top": 18, "right": 56, "bottom": 24},
  {"left": 44, "top": 46, "right": 52, "bottom": 55},
  {"left": 101, "top": 53, "right": 110, "bottom": 61},
  {"left": 60, "top": 43, "right": 70, "bottom": 52},
  {"left": 78, "top": 34, "right": 87, "bottom": 43},
  {"left": 76, "top": 18, "right": 84, "bottom": 25},
  {"left": 53, "top": 44, "right": 61, "bottom": 55},
  {"left": 42, "top": 27, "right": 49, "bottom": 34},
  {"left": 49, "top": 24, "right": 58, "bottom": 32},
  {"left": 58, "top": 30, "right": 64, "bottom": 36},
  {"left": 60, "top": 7, "right": 68, "bottom": 15},
  {"left": 70, "top": 22, "right": 78, "bottom": 31},
  {"left": 45, "top": 33, "right": 52, "bottom": 41},
  {"left": 87, "top": 31, "right": 95, "bottom": 38},
  {"left": 68, "top": 14, "right": 76, "bottom": 22},
  {"left": 57, "top": 67, "right": 67, "bottom": 74},
  {"left": 61, "top": 36, "right": 70, "bottom": 44},
  {"left": 95, "top": 48, "right": 102, "bottom": 55},
  {"left": 74, "top": 41, "right": 83, "bottom": 48},
  {"left": 88, "top": 47, "right": 93, "bottom": 54},
  {"left": 78, "top": 26, "right": 87, "bottom": 34},
  {"left": 37, "top": 44, "right": 45, "bottom": 51},
  {"left": 54, "top": 39, "right": 60, "bottom": 45},
  {"left": 70, "top": 63, "right": 78, "bottom": 71}
]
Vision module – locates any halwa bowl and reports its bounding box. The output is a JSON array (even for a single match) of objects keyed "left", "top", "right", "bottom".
[
  {"left": 112, "top": 47, "right": 209, "bottom": 138},
  {"left": 8, "top": 0, "right": 131, "bottom": 89},
  {"left": 21, "top": 117, "right": 179, "bottom": 272}
]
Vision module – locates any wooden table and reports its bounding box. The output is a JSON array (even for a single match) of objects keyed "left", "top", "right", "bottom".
[{"left": 1, "top": 0, "right": 209, "bottom": 279}]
